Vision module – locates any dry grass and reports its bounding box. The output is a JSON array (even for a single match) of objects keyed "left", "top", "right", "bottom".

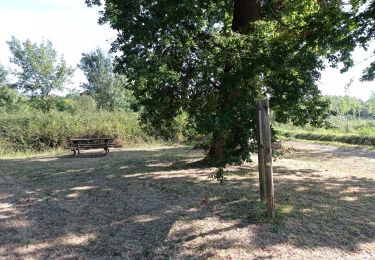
[{"left": 0, "top": 142, "right": 374, "bottom": 259}]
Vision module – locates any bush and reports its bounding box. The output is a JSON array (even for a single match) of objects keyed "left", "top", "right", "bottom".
[
  {"left": 279, "top": 130, "right": 375, "bottom": 146},
  {"left": 29, "top": 96, "right": 76, "bottom": 113},
  {"left": 0, "top": 110, "right": 154, "bottom": 152},
  {"left": 276, "top": 116, "right": 375, "bottom": 147},
  {"left": 0, "top": 87, "right": 27, "bottom": 112}
]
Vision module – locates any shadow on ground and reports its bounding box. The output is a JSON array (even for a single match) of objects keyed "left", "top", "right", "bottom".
[{"left": 0, "top": 147, "right": 374, "bottom": 258}]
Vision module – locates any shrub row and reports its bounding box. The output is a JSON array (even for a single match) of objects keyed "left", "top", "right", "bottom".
[
  {"left": 0, "top": 111, "right": 154, "bottom": 152},
  {"left": 280, "top": 130, "right": 375, "bottom": 146}
]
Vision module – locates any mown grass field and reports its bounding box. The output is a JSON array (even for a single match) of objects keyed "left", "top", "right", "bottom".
[{"left": 0, "top": 141, "right": 374, "bottom": 259}]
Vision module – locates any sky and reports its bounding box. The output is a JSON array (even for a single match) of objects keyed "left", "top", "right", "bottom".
[
  {"left": 0, "top": 0, "right": 115, "bottom": 93},
  {"left": 0, "top": 0, "right": 374, "bottom": 100}
]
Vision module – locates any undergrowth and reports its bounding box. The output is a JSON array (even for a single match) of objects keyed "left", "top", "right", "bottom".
[
  {"left": 276, "top": 117, "right": 375, "bottom": 146},
  {"left": 0, "top": 110, "right": 155, "bottom": 154}
]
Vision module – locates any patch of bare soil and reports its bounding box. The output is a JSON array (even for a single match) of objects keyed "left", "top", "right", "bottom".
[{"left": 0, "top": 142, "right": 374, "bottom": 259}]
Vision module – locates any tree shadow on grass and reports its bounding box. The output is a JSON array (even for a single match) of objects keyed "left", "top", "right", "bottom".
[
  {"left": 0, "top": 147, "right": 374, "bottom": 258},
  {"left": 252, "top": 166, "right": 375, "bottom": 251},
  {"left": 284, "top": 142, "right": 375, "bottom": 160}
]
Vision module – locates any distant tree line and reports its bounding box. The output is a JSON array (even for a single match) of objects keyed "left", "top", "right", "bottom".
[
  {"left": 326, "top": 95, "right": 375, "bottom": 118},
  {"left": 0, "top": 37, "right": 137, "bottom": 113}
]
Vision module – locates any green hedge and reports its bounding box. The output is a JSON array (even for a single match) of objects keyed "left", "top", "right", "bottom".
[
  {"left": 279, "top": 130, "right": 375, "bottom": 146},
  {"left": 0, "top": 111, "right": 153, "bottom": 152}
]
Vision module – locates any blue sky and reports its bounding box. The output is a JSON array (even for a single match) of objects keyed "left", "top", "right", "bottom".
[{"left": 0, "top": 0, "right": 374, "bottom": 100}]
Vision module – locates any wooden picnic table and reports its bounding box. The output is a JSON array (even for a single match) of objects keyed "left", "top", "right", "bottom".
[{"left": 67, "top": 138, "right": 114, "bottom": 155}]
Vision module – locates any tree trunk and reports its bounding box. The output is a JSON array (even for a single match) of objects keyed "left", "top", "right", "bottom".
[
  {"left": 206, "top": 0, "right": 262, "bottom": 165},
  {"left": 232, "top": 0, "right": 262, "bottom": 34},
  {"left": 207, "top": 133, "right": 225, "bottom": 166}
]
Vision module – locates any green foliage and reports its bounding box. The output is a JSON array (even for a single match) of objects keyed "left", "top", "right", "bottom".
[
  {"left": 277, "top": 116, "right": 375, "bottom": 146},
  {"left": 78, "top": 48, "right": 137, "bottom": 111},
  {"left": 357, "top": 1, "right": 375, "bottom": 81},
  {"left": 213, "top": 167, "right": 226, "bottom": 184},
  {"left": 325, "top": 93, "right": 375, "bottom": 119},
  {"left": 71, "top": 95, "right": 97, "bottom": 113},
  {"left": 29, "top": 96, "right": 75, "bottom": 113},
  {"left": 7, "top": 36, "right": 74, "bottom": 98},
  {"left": 0, "top": 87, "right": 27, "bottom": 112},
  {"left": 0, "top": 63, "right": 9, "bottom": 87},
  {"left": 0, "top": 110, "right": 152, "bottom": 153},
  {"left": 0, "top": 89, "right": 158, "bottom": 154},
  {"left": 367, "top": 93, "right": 375, "bottom": 116},
  {"left": 143, "top": 110, "right": 196, "bottom": 143},
  {"left": 326, "top": 95, "right": 364, "bottom": 117},
  {"left": 86, "top": 0, "right": 370, "bottom": 165},
  {"left": 281, "top": 131, "right": 375, "bottom": 146},
  {"left": 362, "top": 60, "right": 375, "bottom": 81}
]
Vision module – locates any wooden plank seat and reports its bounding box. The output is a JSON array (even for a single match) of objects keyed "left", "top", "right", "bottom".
[{"left": 67, "top": 138, "right": 114, "bottom": 155}]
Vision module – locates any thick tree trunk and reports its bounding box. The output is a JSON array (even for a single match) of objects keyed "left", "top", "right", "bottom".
[
  {"left": 232, "top": 0, "right": 262, "bottom": 34},
  {"left": 207, "top": 133, "right": 225, "bottom": 166},
  {"left": 206, "top": 0, "right": 262, "bottom": 165}
]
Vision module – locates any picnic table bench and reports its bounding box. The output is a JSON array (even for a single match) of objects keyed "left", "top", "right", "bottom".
[{"left": 67, "top": 138, "right": 114, "bottom": 155}]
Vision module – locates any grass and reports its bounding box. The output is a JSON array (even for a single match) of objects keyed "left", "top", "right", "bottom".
[
  {"left": 0, "top": 141, "right": 374, "bottom": 259},
  {"left": 0, "top": 147, "right": 67, "bottom": 159},
  {"left": 0, "top": 140, "right": 170, "bottom": 159}
]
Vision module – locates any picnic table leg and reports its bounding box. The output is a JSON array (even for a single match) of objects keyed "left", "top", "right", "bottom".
[
  {"left": 73, "top": 149, "right": 76, "bottom": 156},
  {"left": 105, "top": 140, "right": 109, "bottom": 154}
]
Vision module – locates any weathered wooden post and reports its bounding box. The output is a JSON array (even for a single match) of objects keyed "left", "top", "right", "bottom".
[
  {"left": 260, "top": 99, "right": 275, "bottom": 218},
  {"left": 257, "top": 101, "right": 266, "bottom": 202}
]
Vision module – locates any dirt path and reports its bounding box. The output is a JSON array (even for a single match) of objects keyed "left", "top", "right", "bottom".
[{"left": 0, "top": 142, "right": 374, "bottom": 259}]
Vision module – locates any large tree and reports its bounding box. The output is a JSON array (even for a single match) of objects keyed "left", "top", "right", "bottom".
[
  {"left": 78, "top": 48, "right": 137, "bottom": 111},
  {"left": 86, "top": 0, "right": 373, "bottom": 165},
  {"left": 7, "top": 37, "right": 74, "bottom": 98}
]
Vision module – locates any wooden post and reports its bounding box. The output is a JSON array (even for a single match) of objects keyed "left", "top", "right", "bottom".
[
  {"left": 257, "top": 101, "right": 266, "bottom": 202},
  {"left": 260, "top": 99, "right": 275, "bottom": 218}
]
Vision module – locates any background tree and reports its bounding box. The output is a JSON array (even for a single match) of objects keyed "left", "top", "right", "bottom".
[
  {"left": 86, "top": 0, "right": 370, "bottom": 165},
  {"left": 0, "top": 63, "right": 9, "bottom": 87},
  {"left": 367, "top": 93, "right": 375, "bottom": 117},
  {"left": 7, "top": 36, "right": 74, "bottom": 98},
  {"left": 78, "top": 48, "right": 137, "bottom": 111},
  {"left": 0, "top": 87, "right": 27, "bottom": 112}
]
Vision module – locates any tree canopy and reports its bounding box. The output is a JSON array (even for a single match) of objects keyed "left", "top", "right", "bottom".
[
  {"left": 86, "top": 0, "right": 375, "bottom": 165},
  {"left": 7, "top": 37, "right": 74, "bottom": 98},
  {"left": 357, "top": 1, "right": 375, "bottom": 81}
]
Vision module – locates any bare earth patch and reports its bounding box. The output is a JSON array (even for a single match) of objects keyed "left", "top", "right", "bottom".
[{"left": 0, "top": 142, "right": 374, "bottom": 259}]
